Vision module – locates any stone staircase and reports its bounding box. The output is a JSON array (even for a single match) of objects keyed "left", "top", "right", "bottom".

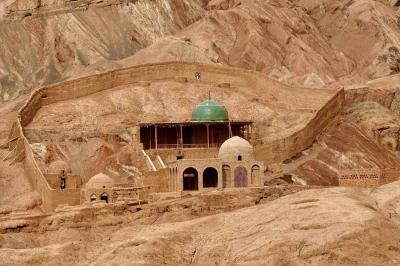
[{"left": 141, "top": 150, "right": 167, "bottom": 171}]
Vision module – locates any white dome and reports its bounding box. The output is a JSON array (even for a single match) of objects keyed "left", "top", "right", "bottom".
[
  {"left": 47, "top": 160, "right": 71, "bottom": 174},
  {"left": 85, "top": 173, "right": 115, "bottom": 189},
  {"left": 218, "top": 136, "right": 255, "bottom": 162}
]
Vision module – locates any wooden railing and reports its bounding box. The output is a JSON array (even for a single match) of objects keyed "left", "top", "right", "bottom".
[{"left": 155, "top": 143, "right": 223, "bottom": 149}]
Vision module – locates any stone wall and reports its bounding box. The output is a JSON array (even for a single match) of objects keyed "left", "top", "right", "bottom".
[
  {"left": 144, "top": 168, "right": 169, "bottom": 193},
  {"left": 147, "top": 148, "right": 219, "bottom": 165},
  {"left": 6, "top": 0, "right": 126, "bottom": 16},
  {"left": 16, "top": 114, "right": 81, "bottom": 211},
  {"left": 339, "top": 168, "right": 400, "bottom": 188},
  {"left": 255, "top": 88, "right": 345, "bottom": 164},
  {"left": 45, "top": 173, "right": 82, "bottom": 189}
]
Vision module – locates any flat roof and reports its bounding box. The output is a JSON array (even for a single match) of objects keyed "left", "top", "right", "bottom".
[{"left": 139, "top": 120, "right": 253, "bottom": 127}]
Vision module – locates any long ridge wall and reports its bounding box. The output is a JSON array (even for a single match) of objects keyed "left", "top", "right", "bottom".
[
  {"left": 16, "top": 61, "right": 343, "bottom": 211},
  {"left": 255, "top": 88, "right": 345, "bottom": 163},
  {"left": 16, "top": 119, "right": 81, "bottom": 212},
  {"left": 20, "top": 61, "right": 329, "bottom": 126}
]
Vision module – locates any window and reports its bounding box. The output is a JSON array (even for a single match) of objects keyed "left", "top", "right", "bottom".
[
  {"left": 100, "top": 193, "right": 109, "bottom": 203},
  {"left": 238, "top": 155, "right": 242, "bottom": 161},
  {"left": 90, "top": 194, "right": 97, "bottom": 202}
]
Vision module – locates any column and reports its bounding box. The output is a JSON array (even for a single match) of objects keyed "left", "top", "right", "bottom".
[
  {"left": 176, "top": 126, "right": 179, "bottom": 149},
  {"left": 218, "top": 166, "right": 223, "bottom": 189},
  {"left": 206, "top": 124, "right": 210, "bottom": 148},
  {"left": 169, "top": 169, "right": 172, "bottom": 192},
  {"left": 228, "top": 122, "right": 232, "bottom": 138},
  {"left": 155, "top": 125, "right": 158, "bottom": 150},
  {"left": 149, "top": 126, "right": 152, "bottom": 149},
  {"left": 198, "top": 169, "right": 203, "bottom": 191},
  {"left": 180, "top": 125, "right": 183, "bottom": 149}
]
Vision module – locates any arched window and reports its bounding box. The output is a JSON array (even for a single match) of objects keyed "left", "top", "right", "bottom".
[
  {"left": 90, "top": 194, "right": 97, "bottom": 202},
  {"left": 222, "top": 165, "right": 231, "bottom": 188},
  {"left": 251, "top": 165, "right": 260, "bottom": 184},
  {"left": 100, "top": 192, "right": 109, "bottom": 203},
  {"left": 203, "top": 167, "right": 218, "bottom": 188},
  {"left": 183, "top": 167, "right": 198, "bottom": 191}
]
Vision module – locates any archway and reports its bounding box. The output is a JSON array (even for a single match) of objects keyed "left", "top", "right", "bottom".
[
  {"left": 203, "top": 167, "right": 218, "bottom": 188},
  {"left": 100, "top": 192, "right": 109, "bottom": 203},
  {"left": 222, "top": 165, "right": 231, "bottom": 187},
  {"left": 183, "top": 167, "right": 198, "bottom": 191},
  {"left": 234, "top": 166, "right": 248, "bottom": 187},
  {"left": 251, "top": 165, "right": 260, "bottom": 184}
]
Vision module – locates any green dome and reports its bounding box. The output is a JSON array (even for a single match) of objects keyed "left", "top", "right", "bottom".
[{"left": 191, "top": 100, "right": 228, "bottom": 121}]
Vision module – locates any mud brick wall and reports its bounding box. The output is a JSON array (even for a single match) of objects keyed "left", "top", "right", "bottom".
[
  {"left": 339, "top": 168, "right": 400, "bottom": 188},
  {"left": 255, "top": 88, "right": 345, "bottom": 164}
]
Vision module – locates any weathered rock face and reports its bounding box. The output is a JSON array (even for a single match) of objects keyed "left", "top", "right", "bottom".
[
  {"left": 344, "top": 101, "right": 400, "bottom": 151},
  {"left": 291, "top": 101, "right": 400, "bottom": 186},
  {"left": 0, "top": 0, "right": 205, "bottom": 101},
  {"left": 2, "top": 0, "right": 400, "bottom": 100}
]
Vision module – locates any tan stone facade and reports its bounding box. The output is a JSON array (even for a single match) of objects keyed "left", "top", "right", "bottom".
[
  {"left": 80, "top": 186, "right": 149, "bottom": 204},
  {"left": 169, "top": 159, "right": 223, "bottom": 192},
  {"left": 168, "top": 137, "right": 264, "bottom": 193}
]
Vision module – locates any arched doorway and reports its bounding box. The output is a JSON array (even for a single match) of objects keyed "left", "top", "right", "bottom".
[
  {"left": 234, "top": 166, "right": 248, "bottom": 187},
  {"left": 100, "top": 192, "right": 109, "bottom": 203},
  {"left": 183, "top": 167, "right": 198, "bottom": 191},
  {"left": 222, "top": 165, "right": 231, "bottom": 187},
  {"left": 203, "top": 167, "right": 218, "bottom": 188},
  {"left": 251, "top": 165, "right": 260, "bottom": 184}
]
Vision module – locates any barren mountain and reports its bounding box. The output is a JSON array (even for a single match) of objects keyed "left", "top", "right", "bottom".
[
  {"left": 2, "top": 0, "right": 400, "bottom": 265},
  {"left": 2, "top": 0, "right": 400, "bottom": 101}
]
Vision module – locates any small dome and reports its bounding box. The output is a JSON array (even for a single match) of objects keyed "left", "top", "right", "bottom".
[
  {"left": 47, "top": 160, "right": 71, "bottom": 174},
  {"left": 85, "top": 173, "right": 115, "bottom": 189},
  {"left": 218, "top": 136, "right": 255, "bottom": 161},
  {"left": 191, "top": 100, "right": 228, "bottom": 122}
]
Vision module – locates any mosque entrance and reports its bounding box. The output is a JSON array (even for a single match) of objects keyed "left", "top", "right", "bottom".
[
  {"left": 183, "top": 167, "right": 198, "bottom": 191},
  {"left": 234, "top": 166, "right": 248, "bottom": 187},
  {"left": 100, "top": 193, "right": 109, "bottom": 203},
  {"left": 203, "top": 167, "right": 218, "bottom": 188}
]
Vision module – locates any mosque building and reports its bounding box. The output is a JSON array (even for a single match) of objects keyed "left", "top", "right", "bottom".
[
  {"left": 140, "top": 96, "right": 265, "bottom": 193},
  {"left": 22, "top": 96, "right": 264, "bottom": 210},
  {"left": 139, "top": 98, "right": 253, "bottom": 150}
]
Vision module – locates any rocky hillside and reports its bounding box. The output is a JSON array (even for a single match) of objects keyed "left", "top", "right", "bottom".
[
  {"left": 0, "top": 0, "right": 206, "bottom": 101},
  {"left": 2, "top": 0, "right": 400, "bottom": 101},
  {"left": 2, "top": 183, "right": 400, "bottom": 265}
]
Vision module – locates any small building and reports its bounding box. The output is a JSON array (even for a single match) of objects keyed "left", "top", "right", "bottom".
[
  {"left": 45, "top": 160, "right": 82, "bottom": 189},
  {"left": 81, "top": 173, "right": 115, "bottom": 203},
  {"left": 139, "top": 99, "right": 252, "bottom": 150},
  {"left": 168, "top": 136, "right": 264, "bottom": 192},
  {"left": 80, "top": 172, "right": 150, "bottom": 204}
]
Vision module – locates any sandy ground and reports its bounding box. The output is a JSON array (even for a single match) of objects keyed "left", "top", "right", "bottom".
[{"left": 1, "top": 183, "right": 400, "bottom": 265}]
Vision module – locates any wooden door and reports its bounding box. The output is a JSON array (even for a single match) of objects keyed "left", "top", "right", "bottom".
[{"left": 234, "top": 166, "right": 248, "bottom": 187}]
